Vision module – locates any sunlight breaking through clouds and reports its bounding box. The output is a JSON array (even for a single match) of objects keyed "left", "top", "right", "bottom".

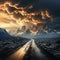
[{"left": 0, "top": 1, "right": 53, "bottom": 35}]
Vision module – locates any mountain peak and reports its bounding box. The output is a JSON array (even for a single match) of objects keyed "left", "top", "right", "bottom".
[
  {"left": 0, "top": 28, "right": 11, "bottom": 39},
  {"left": 0, "top": 28, "right": 6, "bottom": 32}
]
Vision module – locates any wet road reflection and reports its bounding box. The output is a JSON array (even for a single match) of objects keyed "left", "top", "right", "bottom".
[
  {"left": 7, "top": 39, "right": 51, "bottom": 60},
  {"left": 7, "top": 40, "right": 32, "bottom": 60}
]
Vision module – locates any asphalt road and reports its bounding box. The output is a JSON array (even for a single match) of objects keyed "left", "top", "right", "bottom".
[{"left": 7, "top": 39, "right": 52, "bottom": 60}]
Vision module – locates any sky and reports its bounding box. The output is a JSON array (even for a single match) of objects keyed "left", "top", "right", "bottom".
[{"left": 0, "top": 0, "right": 60, "bottom": 35}]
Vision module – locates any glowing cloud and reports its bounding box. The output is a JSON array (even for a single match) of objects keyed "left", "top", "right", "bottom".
[{"left": 0, "top": 1, "right": 52, "bottom": 35}]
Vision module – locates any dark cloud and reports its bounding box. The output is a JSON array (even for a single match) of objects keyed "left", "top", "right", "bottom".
[
  {"left": 7, "top": 6, "right": 16, "bottom": 13},
  {"left": 0, "top": 0, "right": 10, "bottom": 3},
  {"left": 12, "top": 0, "right": 60, "bottom": 17},
  {"left": 13, "top": 13, "right": 24, "bottom": 19},
  {"left": 1, "top": 0, "right": 60, "bottom": 17},
  {"left": 38, "top": 0, "right": 60, "bottom": 17},
  {"left": 0, "top": 0, "right": 6, "bottom": 3}
]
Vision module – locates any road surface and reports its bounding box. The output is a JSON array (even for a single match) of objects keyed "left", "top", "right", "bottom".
[{"left": 7, "top": 39, "right": 52, "bottom": 60}]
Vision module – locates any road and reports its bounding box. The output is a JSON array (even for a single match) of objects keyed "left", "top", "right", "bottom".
[{"left": 7, "top": 39, "right": 52, "bottom": 60}]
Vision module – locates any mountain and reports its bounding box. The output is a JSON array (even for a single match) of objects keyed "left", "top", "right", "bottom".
[
  {"left": 34, "top": 29, "right": 60, "bottom": 38},
  {"left": 0, "top": 28, "right": 29, "bottom": 40},
  {"left": 0, "top": 28, "right": 11, "bottom": 39}
]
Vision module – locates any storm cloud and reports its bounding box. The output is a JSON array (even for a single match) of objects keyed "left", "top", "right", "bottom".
[
  {"left": 10, "top": 0, "right": 60, "bottom": 17},
  {"left": 0, "top": 0, "right": 60, "bottom": 34},
  {"left": 0, "top": 0, "right": 60, "bottom": 18}
]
